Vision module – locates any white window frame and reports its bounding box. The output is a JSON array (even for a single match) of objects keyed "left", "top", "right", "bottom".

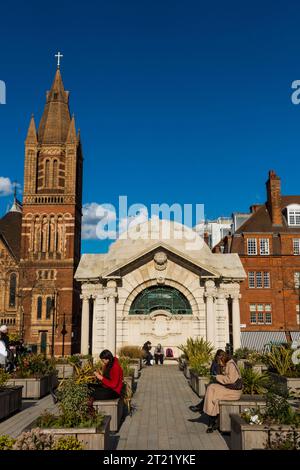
[
  {"left": 295, "top": 272, "right": 300, "bottom": 289},
  {"left": 293, "top": 239, "right": 300, "bottom": 255},
  {"left": 260, "top": 238, "right": 270, "bottom": 255},
  {"left": 248, "top": 272, "right": 255, "bottom": 288},
  {"left": 256, "top": 272, "right": 263, "bottom": 288},
  {"left": 263, "top": 272, "right": 270, "bottom": 288},
  {"left": 247, "top": 238, "right": 257, "bottom": 255},
  {"left": 288, "top": 206, "right": 300, "bottom": 226}
]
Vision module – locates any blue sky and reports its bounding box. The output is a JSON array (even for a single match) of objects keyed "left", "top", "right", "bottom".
[{"left": 0, "top": 0, "right": 300, "bottom": 253}]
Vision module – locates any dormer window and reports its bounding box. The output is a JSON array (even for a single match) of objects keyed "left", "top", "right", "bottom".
[{"left": 287, "top": 205, "right": 300, "bottom": 226}]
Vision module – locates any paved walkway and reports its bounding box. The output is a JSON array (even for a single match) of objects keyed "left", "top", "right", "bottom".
[
  {"left": 0, "top": 395, "right": 58, "bottom": 438},
  {"left": 116, "top": 365, "right": 228, "bottom": 450}
]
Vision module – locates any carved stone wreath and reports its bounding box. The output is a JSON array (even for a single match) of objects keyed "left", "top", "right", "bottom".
[{"left": 154, "top": 251, "right": 167, "bottom": 271}]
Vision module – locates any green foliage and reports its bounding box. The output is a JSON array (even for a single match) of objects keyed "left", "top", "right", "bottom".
[
  {"left": 119, "top": 356, "right": 135, "bottom": 377},
  {"left": 0, "top": 435, "right": 16, "bottom": 450},
  {"left": 118, "top": 346, "right": 143, "bottom": 359},
  {"left": 53, "top": 436, "right": 85, "bottom": 450},
  {"left": 56, "top": 378, "right": 93, "bottom": 427},
  {"left": 233, "top": 347, "right": 253, "bottom": 360},
  {"left": 241, "top": 368, "right": 270, "bottom": 395},
  {"left": 266, "top": 431, "right": 300, "bottom": 450},
  {"left": 178, "top": 337, "right": 214, "bottom": 363},
  {"left": 189, "top": 363, "right": 210, "bottom": 377},
  {"left": 264, "top": 391, "right": 300, "bottom": 426},
  {"left": 14, "top": 354, "right": 56, "bottom": 378},
  {"left": 8, "top": 333, "right": 21, "bottom": 343},
  {"left": 0, "top": 368, "right": 10, "bottom": 389},
  {"left": 67, "top": 355, "right": 81, "bottom": 366},
  {"left": 246, "top": 351, "right": 268, "bottom": 366},
  {"left": 13, "top": 429, "right": 54, "bottom": 450},
  {"left": 267, "top": 347, "right": 293, "bottom": 376}
]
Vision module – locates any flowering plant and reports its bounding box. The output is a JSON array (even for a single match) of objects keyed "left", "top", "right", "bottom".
[{"left": 241, "top": 408, "right": 263, "bottom": 425}]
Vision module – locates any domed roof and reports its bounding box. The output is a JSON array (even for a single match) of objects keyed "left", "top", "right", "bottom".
[{"left": 106, "top": 218, "right": 211, "bottom": 266}]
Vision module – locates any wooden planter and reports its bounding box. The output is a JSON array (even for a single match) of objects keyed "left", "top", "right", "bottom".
[
  {"left": 244, "top": 362, "right": 267, "bottom": 375},
  {"left": 189, "top": 371, "right": 210, "bottom": 397},
  {"left": 269, "top": 373, "right": 300, "bottom": 395},
  {"left": 93, "top": 398, "right": 123, "bottom": 432},
  {"left": 0, "top": 386, "right": 23, "bottom": 420},
  {"left": 7, "top": 375, "right": 51, "bottom": 399},
  {"left": 183, "top": 363, "right": 191, "bottom": 380},
  {"left": 55, "top": 364, "right": 74, "bottom": 379},
  {"left": 124, "top": 376, "right": 135, "bottom": 391},
  {"left": 32, "top": 416, "right": 111, "bottom": 450},
  {"left": 178, "top": 358, "right": 185, "bottom": 371},
  {"left": 219, "top": 395, "right": 266, "bottom": 433},
  {"left": 230, "top": 414, "right": 300, "bottom": 450},
  {"left": 129, "top": 360, "right": 141, "bottom": 378}
]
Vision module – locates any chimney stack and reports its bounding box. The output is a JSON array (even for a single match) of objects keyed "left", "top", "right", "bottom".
[{"left": 266, "top": 170, "right": 282, "bottom": 225}]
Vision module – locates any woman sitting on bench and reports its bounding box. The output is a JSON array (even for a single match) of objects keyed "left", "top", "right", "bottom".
[{"left": 91, "top": 349, "right": 124, "bottom": 400}]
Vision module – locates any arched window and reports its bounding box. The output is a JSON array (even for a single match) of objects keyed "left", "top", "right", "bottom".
[
  {"left": 53, "top": 159, "right": 58, "bottom": 188},
  {"left": 46, "top": 296, "right": 53, "bottom": 320},
  {"left": 37, "top": 296, "right": 43, "bottom": 320},
  {"left": 45, "top": 159, "right": 50, "bottom": 187},
  {"left": 129, "top": 286, "right": 192, "bottom": 315},
  {"left": 9, "top": 273, "right": 17, "bottom": 308}
]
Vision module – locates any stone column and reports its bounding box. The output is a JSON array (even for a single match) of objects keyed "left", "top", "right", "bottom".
[
  {"left": 204, "top": 280, "right": 216, "bottom": 346},
  {"left": 80, "top": 294, "right": 90, "bottom": 355},
  {"left": 232, "top": 291, "right": 241, "bottom": 351},
  {"left": 105, "top": 280, "right": 118, "bottom": 355}
]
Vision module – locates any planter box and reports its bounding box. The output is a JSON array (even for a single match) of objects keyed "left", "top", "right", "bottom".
[
  {"left": 55, "top": 364, "right": 74, "bottom": 379},
  {"left": 7, "top": 375, "right": 50, "bottom": 399},
  {"left": 189, "top": 371, "right": 210, "bottom": 397},
  {"left": 0, "top": 386, "right": 23, "bottom": 420},
  {"left": 219, "top": 395, "right": 266, "bottom": 433},
  {"left": 178, "top": 358, "right": 185, "bottom": 371},
  {"left": 124, "top": 376, "right": 135, "bottom": 391},
  {"left": 93, "top": 398, "right": 124, "bottom": 432},
  {"left": 270, "top": 373, "right": 300, "bottom": 396},
  {"left": 183, "top": 363, "right": 191, "bottom": 380},
  {"left": 129, "top": 360, "right": 141, "bottom": 378},
  {"left": 31, "top": 416, "right": 111, "bottom": 450},
  {"left": 230, "top": 414, "right": 300, "bottom": 450}
]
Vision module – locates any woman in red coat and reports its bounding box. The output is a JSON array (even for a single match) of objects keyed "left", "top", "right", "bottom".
[{"left": 92, "top": 350, "right": 124, "bottom": 400}]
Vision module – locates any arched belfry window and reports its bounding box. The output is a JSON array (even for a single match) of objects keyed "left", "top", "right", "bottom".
[
  {"left": 46, "top": 296, "right": 53, "bottom": 320},
  {"left": 9, "top": 273, "right": 17, "bottom": 308},
  {"left": 129, "top": 286, "right": 192, "bottom": 315},
  {"left": 53, "top": 159, "right": 58, "bottom": 188},
  {"left": 45, "top": 160, "right": 50, "bottom": 187}
]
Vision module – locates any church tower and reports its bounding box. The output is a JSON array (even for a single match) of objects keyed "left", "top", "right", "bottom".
[{"left": 20, "top": 65, "right": 83, "bottom": 355}]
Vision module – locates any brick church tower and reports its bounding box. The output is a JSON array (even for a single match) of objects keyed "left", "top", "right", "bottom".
[{"left": 20, "top": 66, "right": 83, "bottom": 355}]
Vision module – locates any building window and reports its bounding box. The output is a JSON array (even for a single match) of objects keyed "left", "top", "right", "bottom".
[
  {"left": 46, "top": 297, "right": 53, "bottom": 320},
  {"left": 297, "top": 305, "right": 300, "bottom": 325},
  {"left": 249, "top": 303, "right": 272, "bottom": 324},
  {"left": 248, "top": 271, "right": 270, "bottom": 288},
  {"left": 53, "top": 159, "right": 58, "bottom": 188},
  {"left": 45, "top": 159, "right": 50, "bottom": 187},
  {"left": 247, "top": 238, "right": 257, "bottom": 255},
  {"left": 288, "top": 209, "right": 300, "bottom": 226},
  {"left": 260, "top": 239, "right": 270, "bottom": 255},
  {"left": 295, "top": 272, "right": 300, "bottom": 289},
  {"left": 293, "top": 239, "right": 300, "bottom": 255},
  {"left": 9, "top": 273, "right": 17, "bottom": 308},
  {"left": 37, "top": 296, "right": 43, "bottom": 320}
]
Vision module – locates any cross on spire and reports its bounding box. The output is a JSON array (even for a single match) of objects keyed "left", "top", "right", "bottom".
[{"left": 55, "top": 51, "right": 63, "bottom": 68}]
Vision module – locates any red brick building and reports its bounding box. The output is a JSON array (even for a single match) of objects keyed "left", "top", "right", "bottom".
[
  {"left": 19, "top": 67, "right": 83, "bottom": 355},
  {"left": 215, "top": 171, "right": 300, "bottom": 345}
]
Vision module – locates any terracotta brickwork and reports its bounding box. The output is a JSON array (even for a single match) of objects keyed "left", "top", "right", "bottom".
[
  {"left": 215, "top": 171, "right": 300, "bottom": 334},
  {"left": 20, "top": 69, "right": 83, "bottom": 355}
]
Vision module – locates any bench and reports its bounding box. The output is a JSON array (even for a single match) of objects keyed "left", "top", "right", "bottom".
[
  {"left": 219, "top": 395, "right": 266, "bottom": 433},
  {"left": 92, "top": 398, "right": 124, "bottom": 432}
]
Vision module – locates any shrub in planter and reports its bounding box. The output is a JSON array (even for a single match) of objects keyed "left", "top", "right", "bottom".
[
  {"left": 178, "top": 337, "right": 214, "bottom": 363},
  {"left": 233, "top": 348, "right": 253, "bottom": 361},
  {"left": 241, "top": 368, "right": 270, "bottom": 395},
  {"left": 13, "top": 429, "right": 54, "bottom": 450},
  {"left": 0, "top": 435, "right": 16, "bottom": 450},
  {"left": 119, "top": 356, "right": 135, "bottom": 378},
  {"left": 13, "top": 354, "right": 56, "bottom": 378},
  {"left": 118, "top": 346, "right": 143, "bottom": 359},
  {"left": 53, "top": 435, "right": 85, "bottom": 450},
  {"left": 0, "top": 368, "right": 10, "bottom": 389}
]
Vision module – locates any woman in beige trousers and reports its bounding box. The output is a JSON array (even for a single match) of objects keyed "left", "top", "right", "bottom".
[{"left": 203, "top": 351, "right": 242, "bottom": 433}]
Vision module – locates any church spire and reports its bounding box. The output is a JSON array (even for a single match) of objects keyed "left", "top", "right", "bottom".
[
  {"left": 25, "top": 115, "right": 37, "bottom": 144},
  {"left": 66, "top": 114, "right": 77, "bottom": 143},
  {"left": 37, "top": 68, "right": 71, "bottom": 144}
]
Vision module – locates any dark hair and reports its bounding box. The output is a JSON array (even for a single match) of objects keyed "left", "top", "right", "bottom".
[
  {"left": 217, "top": 350, "right": 231, "bottom": 364},
  {"left": 99, "top": 350, "right": 115, "bottom": 379},
  {"left": 214, "top": 349, "right": 225, "bottom": 361}
]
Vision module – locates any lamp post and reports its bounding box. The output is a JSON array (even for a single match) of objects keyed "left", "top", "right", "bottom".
[{"left": 51, "top": 290, "right": 58, "bottom": 357}]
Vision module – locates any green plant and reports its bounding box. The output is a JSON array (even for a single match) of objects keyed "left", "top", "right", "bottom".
[
  {"left": 0, "top": 435, "right": 16, "bottom": 450},
  {"left": 178, "top": 337, "right": 214, "bottom": 363},
  {"left": 67, "top": 355, "right": 81, "bottom": 367},
  {"left": 118, "top": 346, "right": 143, "bottom": 359},
  {"left": 233, "top": 347, "right": 253, "bottom": 361},
  {"left": 263, "top": 391, "right": 300, "bottom": 426},
  {"left": 246, "top": 351, "right": 268, "bottom": 366},
  {"left": 119, "top": 356, "right": 135, "bottom": 377},
  {"left": 13, "top": 429, "right": 54, "bottom": 450},
  {"left": 267, "top": 347, "right": 293, "bottom": 376},
  {"left": 14, "top": 354, "right": 56, "bottom": 378},
  {"left": 241, "top": 368, "right": 270, "bottom": 395},
  {"left": 0, "top": 368, "right": 10, "bottom": 389},
  {"left": 56, "top": 378, "right": 93, "bottom": 427},
  {"left": 266, "top": 430, "right": 300, "bottom": 450},
  {"left": 53, "top": 435, "right": 85, "bottom": 450}
]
